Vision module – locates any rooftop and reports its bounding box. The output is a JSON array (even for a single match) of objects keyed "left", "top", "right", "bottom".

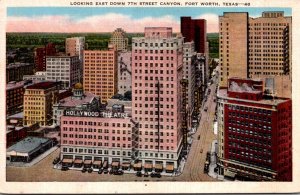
[
  {"left": 6, "top": 81, "right": 25, "bottom": 90},
  {"left": 7, "top": 62, "right": 33, "bottom": 69},
  {"left": 55, "top": 91, "right": 97, "bottom": 107},
  {"left": 7, "top": 136, "right": 51, "bottom": 153},
  {"left": 7, "top": 112, "right": 23, "bottom": 119},
  {"left": 26, "top": 81, "right": 59, "bottom": 90},
  {"left": 218, "top": 88, "right": 289, "bottom": 106}
]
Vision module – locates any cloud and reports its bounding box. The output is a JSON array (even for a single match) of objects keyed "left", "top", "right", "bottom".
[
  {"left": 7, "top": 13, "right": 180, "bottom": 33},
  {"left": 195, "top": 13, "right": 219, "bottom": 33}
]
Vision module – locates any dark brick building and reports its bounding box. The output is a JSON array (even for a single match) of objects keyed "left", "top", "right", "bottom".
[
  {"left": 34, "top": 43, "right": 57, "bottom": 71},
  {"left": 217, "top": 78, "right": 292, "bottom": 181}
]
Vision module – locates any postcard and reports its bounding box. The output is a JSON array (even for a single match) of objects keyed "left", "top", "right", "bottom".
[{"left": 0, "top": 0, "right": 299, "bottom": 193}]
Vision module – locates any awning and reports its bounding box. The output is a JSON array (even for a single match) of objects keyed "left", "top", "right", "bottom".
[
  {"left": 166, "top": 164, "right": 174, "bottom": 171},
  {"left": 62, "top": 158, "right": 73, "bottom": 163},
  {"left": 121, "top": 162, "right": 130, "bottom": 167},
  {"left": 93, "top": 160, "right": 102, "bottom": 166},
  {"left": 84, "top": 159, "right": 92, "bottom": 165},
  {"left": 155, "top": 164, "right": 163, "bottom": 170},
  {"left": 74, "top": 159, "right": 83, "bottom": 164},
  {"left": 112, "top": 161, "right": 120, "bottom": 167},
  {"left": 225, "top": 170, "right": 236, "bottom": 178},
  {"left": 133, "top": 163, "right": 142, "bottom": 168},
  {"left": 144, "top": 163, "right": 153, "bottom": 169}
]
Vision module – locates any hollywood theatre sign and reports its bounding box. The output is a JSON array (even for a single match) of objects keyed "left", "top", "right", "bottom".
[{"left": 64, "top": 110, "right": 128, "bottom": 118}]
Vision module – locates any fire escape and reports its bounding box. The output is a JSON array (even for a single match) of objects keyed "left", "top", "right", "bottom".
[{"left": 180, "top": 79, "right": 188, "bottom": 152}]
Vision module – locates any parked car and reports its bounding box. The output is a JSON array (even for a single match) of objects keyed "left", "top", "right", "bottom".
[
  {"left": 52, "top": 157, "right": 60, "bottom": 165},
  {"left": 81, "top": 168, "right": 87, "bottom": 173},
  {"left": 61, "top": 166, "right": 69, "bottom": 171},
  {"left": 88, "top": 168, "right": 93, "bottom": 173},
  {"left": 197, "top": 135, "right": 201, "bottom": 140},
  {"left": 144, "top": 172, "right": 149, "bottom": 177},
  {"left": 114, "top": 170, "right": 124, "bottom": 175},
  {"left": 150, "top": 172, "right": 161, "bottom": 178},
  {"left": 136, "top": 171, "right": 142, "bottom": 177},
  {"left": 103, "top": 169, "right": 109, "bottom": 174},
  {"left": 204, "top": 107, "right": 208, "bottom": 112},
  {"left": 98, "top": 168, "right": 103, "bottom": 174}
]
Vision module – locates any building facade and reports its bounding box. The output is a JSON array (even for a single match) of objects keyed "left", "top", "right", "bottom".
[
  {"left": 217, "top": 78, "right": 292, "bottom": 181},
  {"left": 23, "top": 82, "right": 60, "bottom": 127},
  {"left": 181, "top": 17, "right": 207, "bottom": 53},
  {"left": 53, "top": 83, "right": 101, "bottom": 126},
  {"left": 183, "top": 42, "right": 196, "bottom": 129},
  {"left": 23, "top": 71, "right": 47, "bottom": 82},
  {"left": 66, "top": 37, "right": 85, "bottom": 81},
  {"left": 131, "top": 27, "right": 184, "bottom": 171},
  {"left": 60, "top": 110, "right": 139, "bottom": 167},
  {"left": 46, "top": 55, "right": 81, "bottom": 89},
  {"left": 6, "top": 81, "right": 29, "bottom": 116},
  {"left": 83, "top": 45, "right": 118, "bottom": 103},
  {"left": 34, "top": 43, "right": 57, "bottom": 72},
  {"left": 219, "top": 12, "right": 292, "bottom": 98},
  {"left": 110, "top": 28, "right": 129, "bottom": 52},
  {"left": 118, "top": 51, "right": 132, "bottom": 95},
  {"left": 6, "top": 63, "right": 34, "bottom": 83}
]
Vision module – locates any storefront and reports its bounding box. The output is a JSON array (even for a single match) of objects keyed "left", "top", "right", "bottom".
[
  {"left": 144, "top": 162, "right": 153, "bottom": 172},
  {"left": 166, "top": 163, "right": 174, "bottom": 173},
  {"left": 62, "top": 158, "right": 73, "bottom": 167},
  {"left": 111, "top": 161, "right": 120, "bottom": 170},
  {"left": 121, "top": 162, "right": 131, "bottom": 170},
  {"left": 133, "top": 161, "right": 142, "bottom": 171},
  {"left": 154, "top": 162, "right": 163, "bottom": 173},
  {"left": 93, "top": 160, "right": 102, "bottom": 169}
]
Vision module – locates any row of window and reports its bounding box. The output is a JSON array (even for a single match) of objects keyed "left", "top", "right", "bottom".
[
  {"left": 62, "top": 147, "right": 131, "bottom": 157},
  {"left": 228, "top": 105, "right": 272, "bottom": 115},
  {"left": 133, "top": 62, "right": 174, "bottom": 68},
  {"left": 62, "top": 133, "right": 131, "bottom": 141},
  {"left": 228, "top": 135, "right": 272, "bottom": 146},
  {"left": 63, "top": 121, "right": 131, "bottom": 128},
  {"left": 62, "top": 140, "right": 131, "bottom": 148}
]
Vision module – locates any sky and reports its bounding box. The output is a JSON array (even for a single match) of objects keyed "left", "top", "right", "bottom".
[{"left": 7, "top": 7, "right": 292, "bottom": 33}]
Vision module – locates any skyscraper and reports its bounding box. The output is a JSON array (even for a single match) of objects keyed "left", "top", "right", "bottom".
[
  {"left": 219, "top": 12, "right": 292, "bottom": 98},
  {"left": 83, "top": 44, "right": 118, "bottom": 103},
  {"left": 131, "top": 27, "right": 183, "bottom": 171},
  {"left": 110, "top": 28, "right": 129, "bottom": 52},
  {"left": 34, "top": 43, "right": 57, "bottom": 72},
  {"left": 66, "top": 37, "right": 85, "bottom": 81},
  {"left": 181, "top": 17, "right": 207, "bottom": 53}
]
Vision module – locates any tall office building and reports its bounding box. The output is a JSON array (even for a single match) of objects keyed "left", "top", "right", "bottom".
[
  {"left": 83, "top": 44, "right": 118, "bottom": 103},
  {"left": 217, "top": 78, "right": 292, "bottom": 181},
  {"left": 23, "top": 81, "right": 60, "bottom": 127},
  {"left": 181, "top": 17, "right": 207, "bottom": 53},
  {"left": 219, "top": 12, "right": 292, "bottom": 98},
  {"left": 183, "top": 42, "right": 196, "bottom": 128},
  {"left": 131, "top": 27, "right": 183, "bottom": 171},
  {"left": 110, "top": 28, "right": 128, "bottom": 52},
  {"left": 66, "top": 37, "right": 85, "bottom": 81},
  {"left": 34, "top": 43, "right": 57, "bottom": 72},
  {"left": 46, "top": 55, "right": 81, "bottom": 89}
]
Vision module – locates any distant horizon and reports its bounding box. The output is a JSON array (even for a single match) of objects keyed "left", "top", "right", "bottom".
[{"left": 7, "top": 7, "right": 291, "bottom": 33}]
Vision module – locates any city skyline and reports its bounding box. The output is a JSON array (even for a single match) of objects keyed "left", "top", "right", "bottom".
[{"left": 7, "top": 7, "right": 291, "bottom": 33}]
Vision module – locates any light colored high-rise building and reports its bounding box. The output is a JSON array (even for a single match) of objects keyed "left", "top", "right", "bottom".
[
  {"left": 110, "top": 28, "right": 128, "bottom": 52},
  {"left": 46, "top": 55, "right": 81, "bottom": 89},
  {"left": 183, "top": 42, "right": 196, "bottom": 128},
  {"left": 118, "top": 51, "right": 132, "bottom": 95},
  {"left": 219, "top": 12, "right": 248, "bottom": 88},
  {"left": 83, "top": 44, "right": 118, "bottom": 103},
  {"left": 131, "top": 27, "right": 183, "bottom": 171},
  {"left": 219, "top": 12, "right": 292, "bottom": 98},
  {"left": 66, "top": 37, "right": 85, "bottom": 81},
  {"left": 23, "top": 82, "right": 59, "bottom": 127}
]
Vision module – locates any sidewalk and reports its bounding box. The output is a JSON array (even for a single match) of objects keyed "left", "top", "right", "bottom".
[{"left": 7, "top": 146, "right": 59, "bottom": 167}]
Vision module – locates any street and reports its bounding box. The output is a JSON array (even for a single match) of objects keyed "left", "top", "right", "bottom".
[{"left": 6, "top": 76, "right": 219, "bottom": 182}]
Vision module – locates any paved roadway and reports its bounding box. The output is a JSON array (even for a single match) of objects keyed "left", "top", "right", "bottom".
[
  {"left": 178, "top": 76, "right": 218, "bottom": 181},
  {"left": 6, "top": 77, "right": 219, "bottom": 182}
]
